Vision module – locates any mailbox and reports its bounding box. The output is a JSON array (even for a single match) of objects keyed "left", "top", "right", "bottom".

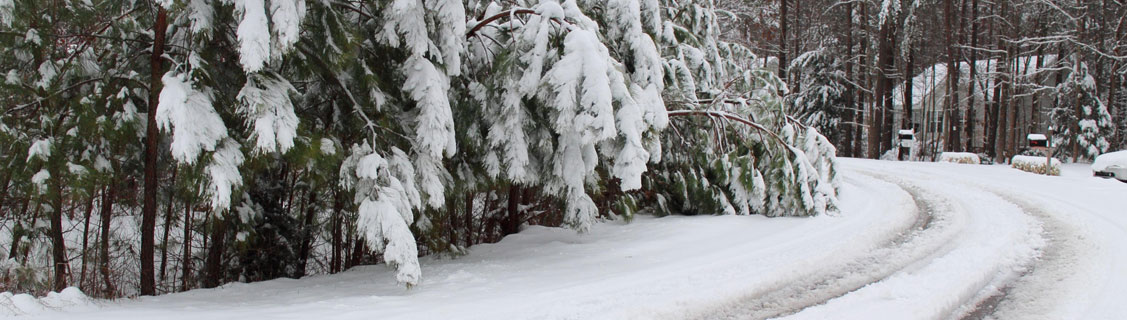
[
  {"left": 898, "top": 129, "right": 915, "bottom": 148},
  {"left": 1028, "top": 133, "right": 1048, "bottom": 148}
]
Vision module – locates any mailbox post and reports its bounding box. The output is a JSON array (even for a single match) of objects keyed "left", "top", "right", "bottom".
[{"left": 897, "top": 129, "right": 915, "bottom": 161}]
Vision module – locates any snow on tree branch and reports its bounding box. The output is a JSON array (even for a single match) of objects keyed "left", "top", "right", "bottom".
[
  {"left": 156, "top": 72, "right": 228, "bottom": 164},
  {"left": 237, "top": 73, "right": 300, "bottom": 154}
]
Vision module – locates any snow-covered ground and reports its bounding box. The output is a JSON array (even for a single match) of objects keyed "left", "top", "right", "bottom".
[{"left": 9, "top": 159, "right": 1127, "bottom": 319}]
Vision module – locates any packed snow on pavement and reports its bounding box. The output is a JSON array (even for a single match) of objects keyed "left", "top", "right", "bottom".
[{"left": 7, "top": 159, "right": 1127, "bottom": 320}]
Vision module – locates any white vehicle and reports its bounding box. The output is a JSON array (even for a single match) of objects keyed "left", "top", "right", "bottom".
[{"left": 1092, "top": 150, "right": 1127, "bottom": 182}]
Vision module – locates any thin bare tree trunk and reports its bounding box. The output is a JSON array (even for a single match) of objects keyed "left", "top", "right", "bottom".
[
  {"left": 79, "top": 192, "right": 95, "bottom": 291},
  {"left": 844, "top": 1, "right": 857, "bottom": 157},
  {"left": 159, "top": 167, "right": 178, "bottom": 291},
  {"left": 180, "top": 199, "right": 193, "bottom": 292}
]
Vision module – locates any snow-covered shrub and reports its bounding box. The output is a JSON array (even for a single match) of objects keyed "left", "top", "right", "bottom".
[
  {"left": 1011, "top": 155, "right": 1061, "bottom": 176},
  {"left": 938, "top": 152, "right": 981, "bottom": 164}
]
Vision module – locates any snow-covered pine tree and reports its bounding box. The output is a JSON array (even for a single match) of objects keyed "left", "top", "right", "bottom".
[
  {"left": 788, "top": 48, "right": 849, "bottom": 147},
  {"left": 0, "top": 0, "right": 842, "bottom": 295},
  {"left": 645, "top": 0, "right": 840, "bottom": 218},
  {"left": 1055, "top": 58, "right": 1113, "bottom": 160}
]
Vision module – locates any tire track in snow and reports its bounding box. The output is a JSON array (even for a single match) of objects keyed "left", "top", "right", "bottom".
[
  {"left": 678, "top": 171, "right": 957, "bottom": 320},
  {"left": 852, "top": 166, "right": 1093, "bottom": 320},
  {"left": 953, "top": 185, "right": 1098, "bottom": 320},
  {"left": 790, "top": 161, "right": 1044, "bottom": 320}
]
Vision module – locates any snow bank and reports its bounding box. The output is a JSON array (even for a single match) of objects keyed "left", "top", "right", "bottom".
[
  {"left": 0, "top": 287, "right": 94, "bottom": 316},
  {"left": 1091, "top": 150, "right": 1127, "bottom": 171},
  {"left": 938, "top": 152, "right": 980, "bottom": 164},
  {"left": 1011, "top": 155, "right": 1061, "bottom": 176}
]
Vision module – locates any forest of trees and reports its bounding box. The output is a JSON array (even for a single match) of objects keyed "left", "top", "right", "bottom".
[
  {"left": 720, "top": 0, "right": 1125, "bottom": 161},
  {"left": 0, "top": 0, "right": 841, "bottom": 298}
]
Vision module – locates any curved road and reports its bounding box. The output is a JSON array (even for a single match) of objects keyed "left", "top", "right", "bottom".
[{"left": 762, "top": 159, "right": 1127, "bottom": 320}]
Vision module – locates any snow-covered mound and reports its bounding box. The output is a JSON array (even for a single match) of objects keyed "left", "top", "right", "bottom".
[
  {"left": 938, "top": 152, "right": 980, "bottom": 164},
  {"left": 1011, "top": 155, "right": 1061, "bottom": 176},
  {"left": 0, "top": 287, "right": 94, "bottom": 316}
]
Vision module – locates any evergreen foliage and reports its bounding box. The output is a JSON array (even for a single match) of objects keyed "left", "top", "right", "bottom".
[{"left": 0, "top": 0, "right": 838, "bottom": 295}]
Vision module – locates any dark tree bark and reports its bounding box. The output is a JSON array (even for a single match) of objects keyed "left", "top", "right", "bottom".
[
  {"left": 0, "top": 172, "right": 10, "bottom": 217},
  {"left": 502, "top": 185, "right": 522, "bottom": 236},
  {"left": 987, "top": 57, "right": 1001, "bottom": 157},
  {"left": 945, "top": 0, "right": 963, "bottom": 152},
  {"left": 297, "top": 190, "right": 316, "bottom": 278},
  {"left": 1032, "top": 45, "right": 1045, "bottom": 131},
  {"left": 159, "top": 167, "right": 178, "bottom": 290},
  {"left": 465, "top": 192, "right": 475, "bottom": 247},
  {"left": 180, "top": 200, "right": 193, "bottom": 292},
  {"left": 203, "top": 213, "right": 227, "bottom": 289},
  {"left": 843, "top": 1, "right": 857, "bottom": 157},
  {"left": 330, "top": 188, "right": 344, "bottom": 274},
  {"left": 779, "top": 0, "right": 788, "bottom": 84},
  {"left": 876, "top": 16, "right": 896, "bottom": 155},
  {"left": 904, "top": 49, "right": 915, "bottom": 130},
  {"left": 99, "top": 184, "right": 116, "bottom": 297},
  {"left": 862, "top": 2, "right": 877, "bottom": 158},
  {"left": 965, "top": 0, "right": 979, "bottom": 151},
  {"left": 141, "top": 6, "right": 169, "bottom": 296},
  {"left": 79, "top": 192, "right": 95, "bottom": 291},
  {"left": 49, "top": 170, "right": 67, "bottom": 292}
]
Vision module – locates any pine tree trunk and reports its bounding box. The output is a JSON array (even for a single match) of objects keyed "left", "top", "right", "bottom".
[
  {"left": 904, "top": 49, "right": 915, "bottom": 130},
  {"left": 502, "top": 185, "right": 522, "bottom": 236},
  {"left": 0, "top": 172, "right": 10, "bottom": 217},
  {"left": 330, "top": 189, "right": 343, "bottom": 274},
  {"left": 446, "top": 194, "right": 459, "bottom": 247},
  {"left": 79, "top": 192, "right": 95, "bottom": 291},
  {"left": 180, "top": 200, "right": 193, "bottom": 292},
  {"left": 141, "top": 6, "right": 169, "bottom": 296},
  {"left": 947, "top": 0, "right": 964, "bottom": 152},
  {"left": 965, "top": 0, "right": 979, "bottom": 151},
  {"left": 203, "top": 213, "right": 226, "bottom": 289},
  {"left": 1109, "top": 62, "right": 1122, "bottom": 147},
  {"left": 297, "top": 190, "right": 316, "bottom": 278},
  {"left": 1002, "top": 45, "right": 1018, "bottom": 160},
  {"left": 862, "top": 2, "right": 877, "bottom": 158},
  {"left": 987, "top": 56, "right": 1000, "bottom": 157},
  {"left": 877, "top": 18, "right": 895, "bottom": 154},
  {"left": 843, "top": 1, "right": 856, "bottom": 157},
  {"left": 49, "top": 170, "right": 67, "bottom": 292},
  {"left": 779, "top": 0, "right": 788, "bottom": 84},
  {"left": 465, "top": 192, "right": 475, "bottom": 247},
  {"left": 99, "top": 184, "right": 116, "bottom": 297},
  {"left": 159, "top": 167, "right": 178, "bottom": 290},
  {"left": 1031, "top": 46, "right": 1044, "bottom": 131}
]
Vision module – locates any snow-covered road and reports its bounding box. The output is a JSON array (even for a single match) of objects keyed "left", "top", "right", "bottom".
[{"left": 10, "top": 159, "right": 1127, "bottom": 319}]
